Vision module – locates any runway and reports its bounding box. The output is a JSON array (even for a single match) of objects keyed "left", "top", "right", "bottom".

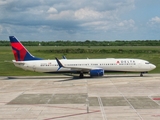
[{"left": 0, "top": 74, "right": 160, "bottom": 120}]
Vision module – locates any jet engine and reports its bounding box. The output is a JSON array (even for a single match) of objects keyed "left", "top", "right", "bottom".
[{"left": 90, "top": 69, "right": 104, "bottom": 77}]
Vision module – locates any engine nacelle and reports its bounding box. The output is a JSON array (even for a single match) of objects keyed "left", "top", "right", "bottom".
[{"left": 90, "top": 69, "right": 104, "bottom": 77}]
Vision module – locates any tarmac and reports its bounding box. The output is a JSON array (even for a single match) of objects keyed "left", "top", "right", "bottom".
[{"left": 0, "top": 74, "right": 160, "bottom": 120}]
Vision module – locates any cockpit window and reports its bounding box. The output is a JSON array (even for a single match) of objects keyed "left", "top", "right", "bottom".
[{"left": 145, "top": 62, "right": 150, "bottom": 64}]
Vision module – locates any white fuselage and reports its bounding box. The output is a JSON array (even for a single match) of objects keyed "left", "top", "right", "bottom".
[{"left": 13, "top": 58, "right": 156, "bottom": 73}]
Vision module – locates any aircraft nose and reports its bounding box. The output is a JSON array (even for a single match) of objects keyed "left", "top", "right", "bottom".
[{"left": 150, "top": 64, "right": 156, "bottom": 70}]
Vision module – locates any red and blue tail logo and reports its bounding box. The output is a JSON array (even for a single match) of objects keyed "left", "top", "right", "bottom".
[{"left": 9, "top": 36, "right": 42, "bottom": 61}]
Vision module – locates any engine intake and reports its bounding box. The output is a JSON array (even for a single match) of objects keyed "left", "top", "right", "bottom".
[{"left": 90, "top": 69, "right": 104, "bottom": 77}]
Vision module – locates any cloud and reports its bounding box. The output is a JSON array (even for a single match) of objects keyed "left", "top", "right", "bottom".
[
  {"left": 81, "top": 19, "right": 135, "bottom": 31},
  {"left": 149, "top": 16, "right": 160, "bottom": 25},
  {"left": 0, "top": 0, "right": 8, "bottom": 5},
  {"left": 47, "top": 7, "right": 58, "bottom": 13},
  {"left": 0, "top": 0, "right": 136, "bottom": 40},
  {"left": 0, "top": 25, "right": 3, "bottom": 33},
  {"left": 147, "top": 16, "right": 160, "bottom": 31},
  {"left": 47, "top": 10, "right": 75, "bottom": 20},
  {"left": 75, "top": 8, "right": 103, "bottom": 21}
]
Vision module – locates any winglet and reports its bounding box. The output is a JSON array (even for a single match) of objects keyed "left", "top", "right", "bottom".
[
  {"left": 62, "top": 55, "right": 67, "bottom": 59},
  {"left": 55, "top": 57, "right": 64, "bottom": 71}
]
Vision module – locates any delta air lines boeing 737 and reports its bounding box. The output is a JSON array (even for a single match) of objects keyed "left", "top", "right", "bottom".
[{"left": 9, "top": 36, "right": 156, "bottom": 78}]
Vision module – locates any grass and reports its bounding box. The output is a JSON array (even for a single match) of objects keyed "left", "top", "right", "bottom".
[
  {"left": 1, "top": 46, "right": 160, "bottom": 51},
  {"left": 0, "top": 46, "right": 159, "bottom": 76}
]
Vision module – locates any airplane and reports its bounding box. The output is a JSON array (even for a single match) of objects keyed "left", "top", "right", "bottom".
[{"left": 9, "top": 36, "right": 156, "bottom": 78}]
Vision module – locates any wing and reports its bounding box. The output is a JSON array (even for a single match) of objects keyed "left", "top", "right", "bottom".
[{"left": 55, "top": 58, "right": 104, "bottom": 77}]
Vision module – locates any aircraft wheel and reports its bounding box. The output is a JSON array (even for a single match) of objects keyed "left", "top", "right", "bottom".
[
  {"left": 140, "top": 72, "right": 143, "bottom": 77},
  {"left": 79, "top": 73, "right": 84, "bottom": 78}
]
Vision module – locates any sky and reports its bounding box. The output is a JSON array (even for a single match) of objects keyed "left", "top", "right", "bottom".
[{"left": 0, "top": 0, "right": 160, "bottom": 41}]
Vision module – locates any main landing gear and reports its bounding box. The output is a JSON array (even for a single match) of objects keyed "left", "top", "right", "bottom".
[
  {"left": 140, "top": 72, "right": 148, "bottom": 77},
  {"left": 140, "top": 72, "right": 143, "bottom": 77},
  {"left": 79, "top": 72, "right": 84, "bottom": 78}
]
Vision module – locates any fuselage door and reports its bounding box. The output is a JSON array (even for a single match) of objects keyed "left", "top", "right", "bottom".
[{"left": 33, "top": 65, "right": 36, "bottom": 71}]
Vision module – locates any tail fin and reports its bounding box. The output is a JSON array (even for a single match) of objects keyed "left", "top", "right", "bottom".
[{"left": 9, "top": 36, "right": 42, "bottom": 61}]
